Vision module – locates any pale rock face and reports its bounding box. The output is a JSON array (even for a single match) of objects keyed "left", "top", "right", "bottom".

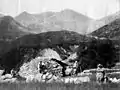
[
  {"left": 19, "top": 48, "right": 61, "bottom": 78},
  {"left": 39, "top": 48, "right": 61, "bottom": 60}
]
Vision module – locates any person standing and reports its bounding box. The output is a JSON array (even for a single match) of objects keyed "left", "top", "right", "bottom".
[
  {"left": 96, "top": 64, "right": 105, "bottom": 83},
  {"left": 72, "top": 61, "right": 78, "bottom": 76}
]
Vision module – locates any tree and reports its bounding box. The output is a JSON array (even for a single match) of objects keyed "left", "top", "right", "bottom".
[{"left": 76, "top": 38, "right": 119, "bottom": 74}]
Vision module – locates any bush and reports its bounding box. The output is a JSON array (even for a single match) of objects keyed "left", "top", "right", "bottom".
[{"left": 76, "top": 38, "right": 119, "bottom": 72}]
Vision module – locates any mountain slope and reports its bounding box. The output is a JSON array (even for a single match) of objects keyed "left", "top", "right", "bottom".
[
  {"left": 91, "top": 18, "right": 120, "bottom": 39},
  {"left": 0, "top": 16, "right": 30, "bottom": 41},
  {"left": 88, "top": 11, "right": 120, "bottom": 33}
]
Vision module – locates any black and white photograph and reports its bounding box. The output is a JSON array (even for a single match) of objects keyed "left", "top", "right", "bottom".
[{"left": 0, "top": 0, "right": 120, "bottom": 90}]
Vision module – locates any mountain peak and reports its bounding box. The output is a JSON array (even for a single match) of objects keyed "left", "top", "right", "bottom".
[
  {"left": 61, "top": 9, "right": 77, "bottom": 13},
  {"left": 16, "top": 11, "right": 33, "bottom": 18},
  {"left": 20, "top": 11, "right": 30, "bottom": 15},
  {"left": 60, "top": 9, "right": 80, "bottom": 15}
]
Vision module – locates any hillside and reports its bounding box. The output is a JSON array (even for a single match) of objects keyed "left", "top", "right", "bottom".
[
  {"left": 91, "top": 18, "right": 120, "bottom": 39},
  {"left": 88, "top": 11, "right": 120, "bottom": 33},
  {"left": 15, "top": 9, "right": 93, "bottom": 34},
  {"left": 0, "top": 16, "right": 30, "bottom": 41},
  {"left": 0, "top": 30, "right": 89, "bottom": 71},
  {"left": 0, "top": 30, "right": 118, "bottom": 74}
]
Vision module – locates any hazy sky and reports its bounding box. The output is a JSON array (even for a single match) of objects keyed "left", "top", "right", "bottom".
[{"left": 0, "top": 0, "right": 119, "bottom": 19}]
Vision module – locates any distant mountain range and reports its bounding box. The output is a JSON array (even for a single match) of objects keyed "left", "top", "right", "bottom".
[
  {"left": 0, "top": 9, "right": 120, "bottom": 41},
  {"left": 15, "top": 9, "right": 93, "bottom": 34},
  {"left": 1, "top": 9, "right": 120, "bottom": 36},
  {"left": 0, "top": 16, "right": 30, "bottom": 41}
]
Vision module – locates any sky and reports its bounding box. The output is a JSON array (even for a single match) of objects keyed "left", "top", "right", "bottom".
[{"left": 0, "top": 0, "right": 119, "bottom": 19}]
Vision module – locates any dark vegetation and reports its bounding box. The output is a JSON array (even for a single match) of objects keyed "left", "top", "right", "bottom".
[
  {"left": 76, "top": 38, "right": 119, "bottom": 72},
  {"left": 0, "top": 30, "right": 118, "bottom": 74}
]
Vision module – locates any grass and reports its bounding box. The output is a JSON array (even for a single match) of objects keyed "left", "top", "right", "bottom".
[
  {"left": 0, "top": 73, "right": 120, "bottom": 90},
  {"left": 0, "top": 82, "right": 120, "bottom": 90}
]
